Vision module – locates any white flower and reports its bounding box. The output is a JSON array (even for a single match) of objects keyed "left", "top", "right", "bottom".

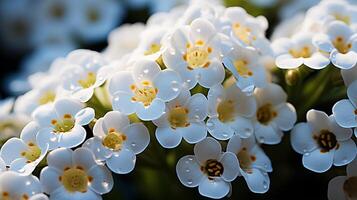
[
  {"left": 291, "top": 110, "right": 357, "bottom": 173},
  {"left": 0, "top": 121, "right": 48, "bottom": 175},
  {"left": 223, "top": 44, "right": 267, "bottom": 93},
  {"left": 33, "top": 98, "right": 95, "bottom": 149},
  {"left": 313, "top": 21, "right": 357, "bottom": 69},
  {"left": 30, "top": 193, "right": 49, "bottom": 200},
  {"left": 73, "top": 0, "right": 124, "bottom": 43},
  {"left": 176, "top": 137, "right": 239, "bottom": 199},
  {"left": 253, "top": 83, "right": 296, "bottom": 144},
  {"left": 341, "top": 63, "right": 357, "bottom": 86},
  {"left": 328, "top": 158, "right": 357, "bottom": 200},
  {"left": 14, "top": 75, "right": 61, "bottom": 116},
  {"left": 206, "top": 84, "right": 256, "bottom": 140},
  {"left": 306, "top": 0, "right": 357, "bottom": 27},
  {"left": 0, "top": 98, "right": 30, "bottom": 140},
  {"left": 60, "top": 49, "right": 108, "bottom": 102},
  {"left": 227, "top": 135, "right": 272, "bottom": 193},
  {"left": 333, "top": 80, "right": 357, "bottom": 137},
  {"left": 153, "top": 89, "right": 208, "bottom": 148},
  {"left": 273, "top": 32, "right": 330, "bottom": 69},
  {"left": 0, "top": 171, "right": 44, "bottom": 200},
  {"left": 271, "top": 13, "right": 305, "bottom": 41},
  {"left": 221, "top": 7, "right": 272, "bottom": 55},
  {"left": 83, "top": 111, "right": 150, "bottom": 174},
  {"left": 104, "top": 23, "right": 145, "bottom": 61},
  {"left": 109, "top": 59, "right": 182, "bottom": 120},
  {"left": 162, "top": 18, "right": 225, "bottom": 89},
  {"left": 133, "top": 27, "right": 168, "bottom": 60},
  {"left": 40, "top": 148, "right": 113, "bottom": 200}
]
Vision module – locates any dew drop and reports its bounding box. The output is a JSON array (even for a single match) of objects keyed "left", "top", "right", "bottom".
[
  {"left": 263, "top": 181, "right": 268, "bottom": 189},
  {"left": 258, "top": 136, "right": 265, "bottom": 143},
  {"left": 171, "top": 81, "right": 180, "bottom": 92},
  {"left": 185, "top": 168, "right": 190, "bottom": 173},
  {"left": 131, "top": 142, "right": 136, "bottom": 147},
  {"left": 186, "top": 179, "right": 193, "bottom": 185}
]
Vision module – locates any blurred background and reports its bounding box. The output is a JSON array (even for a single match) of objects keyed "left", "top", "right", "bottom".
[{"left": 0, "top": 0, "right": 340, "bottom": 199}]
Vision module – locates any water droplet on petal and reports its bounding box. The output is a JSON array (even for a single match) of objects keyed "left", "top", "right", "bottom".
[
  {"left": 131, "top": 142, "right": 136, "bottom": 147},
  {"left": 258, "top": 136, "right": 265, "bottom": 143},
  {"left": 187, "top": 179, "right": 193, "bottom": 185},
  {"left": 171, "top": 81, "right": 180, "bottom": 92},
  {"left": 263, "top": 181, "right": 268, "bottom": 189},
  {"left": 185, "top": 168, "right": 190, "bottom": 173},
  {"left": 206, "top": 122, "right": 214, "bottom": 130}
]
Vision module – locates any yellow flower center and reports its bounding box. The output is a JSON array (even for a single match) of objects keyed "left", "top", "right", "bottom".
[
  {"left": 233, "top": 59, "right": 253, "bottom": 77},
  {"left": 102, "top": 128, "right": 126, "bottom": 151},
  {"left": 78, "top": 72, "right": 96, "bottom": 89},
  {"left": 333, "top": 36, "right": 352, "bottom": 54},
  {"left": 38, "top": 90, "right": 56, "bottom": 105},
  {"left": 60, "top": 167, "right": 90, "bottom": 193},
  {"left": 232, "top": 23, "right": 256, "bottom": 45},
  {"left": 256, "top": 103, "right": 277, "bottom": 125},
  {"left": 202, "top": 159, "right": 224, "bottom": 178},
  {"left": 334, "top": 13, "right": 350, "bottom": 24},
  {"left": 237, "top": 147, "right": 256, "bottom": 173},
  {"left": 51, "top": 114, "right": 75, "bottom": 133},
  {"left": 343, "top": 176, "right": 357, "bottom": 199},
  {"left": 168, "top": 106, "right": 190, "bottom": 129},
  {"left": 144, "top": 43, "right": 161, "bottom": 55},
  {"left": 314, "top": 129, "right": 337, "bottom": 153},
  {"left": 183, "top": 41, "right": 212, "bottom": 70},
  {"left": 289, "top": 46, "right": 312, "bottom": 58},
  {"left": 20, "top": 143, "right": 41, "bottom": 163},
  {"left": 130, "top": 81, "right": 158, "bottom": 107},
  {"left": 217, "top": 100, "right": 236, "bottom": 123}
]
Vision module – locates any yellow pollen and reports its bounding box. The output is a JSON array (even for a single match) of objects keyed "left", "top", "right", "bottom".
[
  {"left": 78, "top": 72, "right": 96, "bottom": 89},
  {"left": 217, "top": 100, "right": 236, "bottom": 123},
  {"left": 333, "top": 36, "right": 351, "bottom": 54},
  {"left": 52, "top": 114, "right": 75, "bottom": 133},
  {"left": 289, "top": 46, "right": 312, "bottom": 58},
  {"left": 20, "top": 143, "right": 41, "bottom": 162},
  {"left": 232, "top": 23, "right": 253, "bottom": 45},
  {"left": 102, "top": 129, "right": 126, "bottom": 151},
  {"left": 314, "top": 129, "right": 337, "bottom": 153},
  {"left": 130, "top": 81, "right": 158, "bottom": 107},
  {"left": 334, "top": 13, "right": 350, "bottom": 24},
  {"left": 233, "top": 59, "right": 253, "bottom": 77},
  {"left": 168, "top": 106, "right": 190, "bottom": 129},
  {"left": 60, "top": 168, "right": 89, "bottom": 193},
  {"left": 185, "top": 43, "right": 211, "bottom": 69},
  {"left": 237, "top": 148, "right": 253, "bottom": 173},
  {"left": 256, "top": 104, "right": 277, "bottom": 125},
  {"left": 144, "top": 43, "right": 161, "bottom": 55},
  {"left": 202, "top": 159, "right": 224, "bottom": 177},
  {"left": 38, "top": 91, "right": 56, "bottom": 105}
]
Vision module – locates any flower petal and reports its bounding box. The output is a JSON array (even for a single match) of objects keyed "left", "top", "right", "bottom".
[
  {"left": 302, "top": 149, "right": 334, "bottom": 173},
  {"left": 47, "top": 148, "right": 73, "bottom": 171},
  {"left": 102, "top": 111, "right": 129, "bottom": 133},
  {"left": 227, "top": 116, "right": 254, "bottom": 138},
  {"left": 187, "top": 93, "right": 208, "bottom": 121},
  {"left": 83, "top": 137, "right": 112, "bottom": 161},
  {"left": 241, "top": 168, "right": 270, "bottom": 193},
  {"left": 330, "top": 49, "right": 357, "bottom": 69},
  {"left": 333, "top": 99, "right": 357, "bottom": 128},
  {"left": 333, "top": 139, "right": 357, "bottom": 166},
  {"left": 197, "top": 60, "right": 225, "bottom": 88},
  {"left": 112, "top": 91, "right": 137, "bottom": 115},
  {"left": 155, "top": 127, "right": 182, "bottom": 149},
  {"left": 136, "top": 98, "right": 165, "bottom": 120},
  {"left": 254, "top": 123, "right": 282, "bottom": 145},
  {"left": 304, "top": 52, "right": 330, "bottom": 69},
  {"left": 207, "top": 117, "right": 234, "bottom": 140},
  {"left": 276, "top": 54, "right": 304, "bottom": 69},
  {"left": 290, "top": 123, "right": 317, "bottom": 154},
  {"left": 73, "top": 148, "right": 97, "bottom": 170},
  {"left": 176, "top": 155, "right": 204, "bottom": 188},
  {"left": 220, "top": 152, "right": 239, "bottom": 182},
  {"left": 198, "top": 177, "right": 230, "bottom": 199},
  {"left": 123, "top": 123, "right": 150, "bottom": 154},
  {"left": 274, "top": 103, "right": 296, "bottom": 131},
  {"left": 154, "top": 69, "right": 182, "bottom": 102},
  {"left": 194, "top": 137, "right": 222, "bottom": 165},
  {"left": 179, "top": 122, "right": 207, "bottom": 144},
  {"left": 58, "top": 125, "right": 86, "bottom": 148},
  {"left": 87, "top": 165, "right": 113, "bottom": 195},
  {"left": 327, "top": 176, "right": 347, "bottom": 200},
  {"left": 39, "top": 167, "right": 62, "bottom": 194},
  {"left": 75, "top": 107, "right": 95, "bottom": 126},
  {"left": 106, "top": 148, "right": 136, "bottom": 174}
]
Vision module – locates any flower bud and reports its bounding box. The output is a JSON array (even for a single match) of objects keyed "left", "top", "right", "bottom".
[{"left": 285, "top": 69, "right": 300, "bottom": 86}]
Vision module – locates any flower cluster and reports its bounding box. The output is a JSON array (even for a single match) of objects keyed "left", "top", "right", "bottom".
[{"left": 0, "top": 0, "right": 356, "bottom": 199}]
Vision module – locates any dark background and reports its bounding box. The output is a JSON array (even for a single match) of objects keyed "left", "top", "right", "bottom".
[{"left": 0, "top": 0, "right": 345, "bottom": 199}]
